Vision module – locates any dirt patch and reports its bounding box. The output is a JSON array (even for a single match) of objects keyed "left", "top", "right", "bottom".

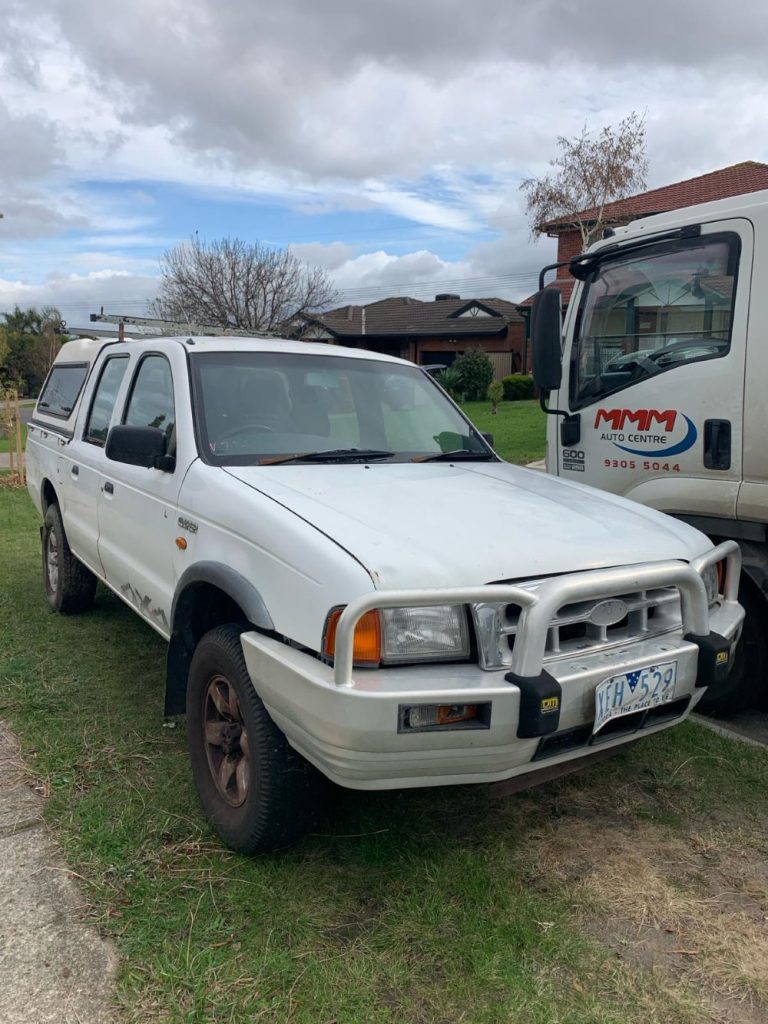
[{"left": 519, "top": 783, "right": 768, "bottom": 1023}]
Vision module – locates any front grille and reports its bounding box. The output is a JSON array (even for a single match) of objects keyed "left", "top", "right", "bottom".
[{"left": 472, "top": 585, "right": 682, "bottom": 670}]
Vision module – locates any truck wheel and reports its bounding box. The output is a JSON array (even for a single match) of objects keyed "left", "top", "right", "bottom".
[
  {"left": 186, "top": 624, "right": 323, "bottom": 854},
  {"left": 697, "top": 581, "right": 768, "bottom": 714},
  {"left": 42, "top": 504, "right": 97, "bottom": 614}
]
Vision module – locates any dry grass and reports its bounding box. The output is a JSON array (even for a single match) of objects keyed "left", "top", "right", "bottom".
[{"left": 519, "top": 782, "right": 768, "bottom": 1022}]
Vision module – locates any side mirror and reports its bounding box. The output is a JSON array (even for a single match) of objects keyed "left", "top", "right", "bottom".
[
  {"left": 531, "top": 287, "right": 563, "bottom": 392},
  {"left": 106, "top": 425, "right": 173, "bottom": 471},
  {"left": 481, "top": 432, "right": 494, "bottom": 448}
]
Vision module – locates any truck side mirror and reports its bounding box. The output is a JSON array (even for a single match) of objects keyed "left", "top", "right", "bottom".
[
  {"left": 106, "top": 425, "right": 173, "bottom": 471},
  {"left": 531, "top": 287, "right": 563, "bottom": 392}
]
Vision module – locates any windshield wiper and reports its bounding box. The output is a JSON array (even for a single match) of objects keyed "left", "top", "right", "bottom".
[
  {"left": 259, "top": 448, "right": 395, "bottom": 466},
  {"left": 413, "top": 449, "right": 496, "bottom": 463}
]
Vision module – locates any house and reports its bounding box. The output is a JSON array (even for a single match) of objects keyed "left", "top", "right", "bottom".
[
  {"left": 520, "top": 160, "right": 768, "bottom": 318},
  {"left": 291, "top": 293, "right": 526, "bottom": 377}
]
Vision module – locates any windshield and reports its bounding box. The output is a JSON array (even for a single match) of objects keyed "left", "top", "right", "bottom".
[
  {"left": 190, "top": 351, "right": 491, "bottom": 465},
  {"left": 571, "top": 232, "right": 739, "bottom": 408}
]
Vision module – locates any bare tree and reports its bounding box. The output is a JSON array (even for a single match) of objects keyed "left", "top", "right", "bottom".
[
  {"left": 151, "top": 236, "right": 339, "bottom": 333},
  {"left": 520, "top": 112, "right": 648, "bottom": 248}
]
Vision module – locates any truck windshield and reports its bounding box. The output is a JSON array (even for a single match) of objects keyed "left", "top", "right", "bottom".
[
  {"left": 571, "top": 232, "right": 739, "bottom": 408},
  {"left": 190, "top": 351, "right": 492, "bottom": 465}
]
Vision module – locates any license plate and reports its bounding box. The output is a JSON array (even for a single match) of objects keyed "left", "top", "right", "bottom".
[{"left": 594, "top": 660, "right": 678, "bottom": 733}]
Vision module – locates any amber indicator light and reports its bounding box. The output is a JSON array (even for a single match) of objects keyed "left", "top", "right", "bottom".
[{"left": 323, "top": 608, "right": 381, "bottom": 666}]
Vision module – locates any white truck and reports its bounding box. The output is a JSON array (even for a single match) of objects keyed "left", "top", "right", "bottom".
[
  {"left": 26, "top": 335, "right": 743, "bottom": 852},
  {"left": 529, "top": 189, "right": 768, "bottom": 713}
]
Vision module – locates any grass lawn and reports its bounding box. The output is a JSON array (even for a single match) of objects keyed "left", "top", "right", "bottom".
[
  {"left": 2, "top": 487, "right": 768, "bottom": 1023},
  {"left": 461, "top": 400, "right": 546, "bottom": 465}
]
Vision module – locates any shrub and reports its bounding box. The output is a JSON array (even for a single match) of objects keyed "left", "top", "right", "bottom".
[
  {"left": 501, "top": 374, "right": 535, "bottom": 401},
  {"left": 436, "top": 365, "right": 463, "bottom": 400},
  {"left": 450, "top": 350, "right": 494, "bottom": 402},
  {"left": 488, "top": 380, "right": 503, "bottom": 414}
]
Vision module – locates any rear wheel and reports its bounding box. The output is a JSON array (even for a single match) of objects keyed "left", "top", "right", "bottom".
[
  {"left": 42, "top": 504, "right": 97, "bottom": 614},
  {"left": 186, "top": 624, "right": 324, "bottom": 854}
]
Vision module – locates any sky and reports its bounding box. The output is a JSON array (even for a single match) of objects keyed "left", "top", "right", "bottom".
[{"left": 2, "top": 0, "right": 768, "bottom": 330}]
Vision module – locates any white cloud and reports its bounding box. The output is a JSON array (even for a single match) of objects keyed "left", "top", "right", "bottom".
[{"left": 0, "top": 270, "right": 158, "bottom": 326}]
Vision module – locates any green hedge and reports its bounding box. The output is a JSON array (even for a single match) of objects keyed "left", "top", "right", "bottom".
[{"left": 501, "top": 374, "right": 535, "bottom": 401}]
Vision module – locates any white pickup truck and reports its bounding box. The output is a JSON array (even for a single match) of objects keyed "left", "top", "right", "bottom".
[{"left": 26, "top": 335, "right": 744, "bottom": 852}]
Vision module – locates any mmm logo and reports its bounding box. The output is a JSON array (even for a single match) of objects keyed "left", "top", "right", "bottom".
[{"left": 594, "top": 409, "right": 678, "bottom": 432}]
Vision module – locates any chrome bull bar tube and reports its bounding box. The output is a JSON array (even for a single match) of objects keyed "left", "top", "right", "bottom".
[
  {"left": 332, "top": 555, "right": 728, "bottom": 687},
  {"left": 690, "top": 539, "right": 742, "bottom": 605},
  {"left": 508, "top": 560, "right": 708, "bottom": 678},
  {"left": 333, "top": 586, "right": 537, "bottom": 687}
]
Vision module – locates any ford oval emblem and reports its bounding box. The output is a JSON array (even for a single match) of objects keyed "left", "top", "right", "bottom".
[{"left": 589, "top": 598, "right": 628, "bottom": 627}]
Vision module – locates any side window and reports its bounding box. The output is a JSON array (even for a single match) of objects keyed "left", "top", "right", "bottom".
[
  {"left": 123, "top": 355, "right": 175, "bottom": 444},
  {"left": 37, "top": 363, "right": 88, "bottom": 419},
  {"left": 572, "top": 232, "right": 739, "bottom": 409},
  {"left": 84, "top": 357, "right": 129, "bottom": 446}
]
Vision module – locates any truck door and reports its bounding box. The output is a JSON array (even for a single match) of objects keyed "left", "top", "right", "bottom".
[
  {"left": 551, "top": 219, "right": 751, "bottom": 518},
  {"left": 97, "top": 351, "right": 183, "bottom": 636},
  {"left": 61, "top": 354, "right": 131, "bottom": 574}
]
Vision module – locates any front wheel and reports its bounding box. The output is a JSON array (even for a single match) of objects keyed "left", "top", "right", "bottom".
[
  {"left": 186, "top": 624, "right": 324, "bottom": 854},
  {"left": 42, "top": 504, "right": 97, "bottom": 614}
]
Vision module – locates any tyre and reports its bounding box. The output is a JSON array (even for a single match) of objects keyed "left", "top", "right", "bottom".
[
  {"left": 42, "top": 504, "right": 97, "bottom": 614},
  {"left": 186, "top": 624, "right": 324, "bottom": 854},
  {"left": 697, "top": 579, "right": 768, "bottom": 714}
]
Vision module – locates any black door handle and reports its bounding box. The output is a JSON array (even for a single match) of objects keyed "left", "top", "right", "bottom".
[
  {"left": 103, "top": 481, "right": 114, "bottom": 495},
  {"left": 703, "top": 419, "right": 731, "bottom": 471},
  {"left": 71, "top": 465, "right": 79, "bottom": 477}
]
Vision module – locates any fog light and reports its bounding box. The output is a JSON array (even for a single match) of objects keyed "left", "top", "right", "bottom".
[{"left": 398, "top": 702, "right": 491, "bottom": 732}]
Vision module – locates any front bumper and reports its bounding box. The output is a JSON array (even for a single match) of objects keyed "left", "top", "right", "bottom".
[{"left": 240, "top": 544, "right": 744, "bottom": 790}]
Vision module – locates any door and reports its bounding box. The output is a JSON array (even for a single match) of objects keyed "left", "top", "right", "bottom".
[
  {"left": 552, "top": 218, "right": 752, "bottom": 518},
  {"left": 60, "top": 354, "right": 131, "bottom": 574},
  {"left": 97, "top": 352, "right": 181, "bottom": 636}
]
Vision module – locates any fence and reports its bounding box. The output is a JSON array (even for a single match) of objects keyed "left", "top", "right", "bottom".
[
  {"left": 487, "top": 352, "right": 514, "bottom": 379},
  {"left": 2, "top": 389, "right": 26, "bottom": 485}
]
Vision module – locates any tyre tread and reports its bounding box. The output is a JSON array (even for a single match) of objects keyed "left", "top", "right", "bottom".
[
  {"left": 43, "top": 504, "right": 97, "bottom": 614},
  {"left": 187, "top": 624, "right": 323, "bottom": 854}
]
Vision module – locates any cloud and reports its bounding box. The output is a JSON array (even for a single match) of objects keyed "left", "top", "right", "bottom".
[
  {"left": 0, "top": 270, "right": 158, "bottom": 327},
  {"left": 2, "top": 0, "right": 768, "bottom": 317},
  {"left": 3, "top": 0, "right": 767, "bottom": 189},
  {"left": 289, "top": 241, "right": 355, "bottom": 270}
]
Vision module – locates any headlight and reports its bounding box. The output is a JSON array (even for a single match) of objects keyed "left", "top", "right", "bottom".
[
  {"left": 322, "top": 604, "right": 472, "bottom": 668},
  {"left": 701, "top": 564, "right": 720, "bottom": 606},
  {"left": 380, "top": 605, "right": 470, "bottom": 664}
]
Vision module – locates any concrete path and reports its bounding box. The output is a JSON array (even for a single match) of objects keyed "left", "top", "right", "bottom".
[{"left": 0, "top": 721, "right": 118, "bottom": 1023}]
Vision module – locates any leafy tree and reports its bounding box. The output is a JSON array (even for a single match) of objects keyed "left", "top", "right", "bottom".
[
  {"left": 151, "top": 236, "right": 339, "bottom": 333},
  {"left": 0, "top": 306, "right": 64, "bottom": 395},
  {"left": 520, "top": 111, "right": 648, "bottom": 248},
  {"left": 450, "top": 350, "right": 494, "bottom": 402}
]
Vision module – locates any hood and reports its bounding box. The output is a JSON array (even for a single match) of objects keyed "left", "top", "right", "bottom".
[{"left": 224, "top": 461, "right": 710, "bottom": 590}]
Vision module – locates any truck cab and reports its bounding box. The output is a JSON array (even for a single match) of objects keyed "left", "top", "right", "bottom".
[{"left": 530, "top": 189, "right": 768, "bottom": 709}]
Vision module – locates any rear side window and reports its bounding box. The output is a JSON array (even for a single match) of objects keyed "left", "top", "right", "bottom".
[
  {"left": 37, "top": 364, "right": 88, "bottom": 419},
  {"left": 84, "top": 356, "right": 129, "bottom": 446}
]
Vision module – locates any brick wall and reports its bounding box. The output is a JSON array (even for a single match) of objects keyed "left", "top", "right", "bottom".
[{"left": 555, "top": 229, "right": 583, "bottom": 275}]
